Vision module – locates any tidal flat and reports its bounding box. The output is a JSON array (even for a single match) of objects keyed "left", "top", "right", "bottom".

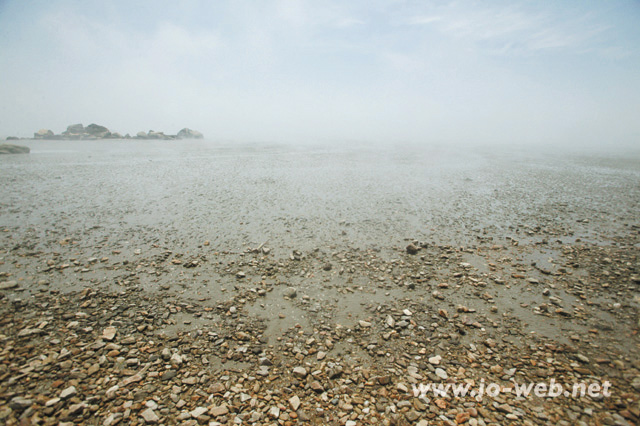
[{"left": 0, "top": 140, "right": 639, "bottom": 425}]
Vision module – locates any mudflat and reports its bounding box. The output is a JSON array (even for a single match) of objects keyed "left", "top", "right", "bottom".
[{"left": 1, "top": 140, "right": 639, "bottom": 425}]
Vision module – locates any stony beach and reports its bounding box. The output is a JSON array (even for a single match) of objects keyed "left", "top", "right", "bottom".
[{"left": 0, "top": 140, "right": 638, "bottom": 425}]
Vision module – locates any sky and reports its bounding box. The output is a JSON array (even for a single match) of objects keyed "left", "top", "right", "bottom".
[{"left": 0, "top": 0, "right": 639, "bottom": 146}]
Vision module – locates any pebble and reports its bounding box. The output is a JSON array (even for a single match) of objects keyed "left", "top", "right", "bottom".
[
  {"left": 0, "top": 280, "right": 18, "bottom": 290},
  {"left": 59, "top": 385, "right": 77, "bottom": 399},
  {"left": 102, "top": 326, "right": 117, "bottom": 341},
  {"left": 140, "top": 408, "right": 160, "bottom": 423},
  {"left": 190, "top": 406, "right": 208, "bottom": 419},
  {"left": 435, "top": 368, "right": 448, "bottom": 380},
  {"left": 8, "top": 397, "right": 32, "bottom": 411},
  {"left": 289, "top": 395, "right": 301, "bottom": 411},
  {"left": 429, "top": 355, "right": 442, "bottom": 365},
  {"left": 210, "top": 405, "right": 229, "bottom": 417},
  {"left": 293, "top": 366, "right": 308, "bottom": 378}
]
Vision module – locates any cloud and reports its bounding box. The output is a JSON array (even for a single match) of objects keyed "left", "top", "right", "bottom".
[{"left": 402, "top": 2, "right": 622, "bottom": 57}]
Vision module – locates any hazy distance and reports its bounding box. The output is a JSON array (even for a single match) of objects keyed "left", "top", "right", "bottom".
[{"left": 1, "top": 0, "right": 639, "bottom": 148}]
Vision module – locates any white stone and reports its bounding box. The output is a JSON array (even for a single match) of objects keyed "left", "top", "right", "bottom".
[
  {"left": 102, "top": 326, "right": 117, "bottom": 341},
  {"left": 60, "top": 386, "right": 77, "bottom": 400},
  {"left": 140, "top": 408, "right": 159, "bottom": 423},
  {"left": 289, "top": 395, "right": 301, "bottom": 411}
]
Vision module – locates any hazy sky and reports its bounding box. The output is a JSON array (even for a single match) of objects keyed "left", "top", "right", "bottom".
[{"left": 1, "top": 0, "right": 639, "bottom": 146}]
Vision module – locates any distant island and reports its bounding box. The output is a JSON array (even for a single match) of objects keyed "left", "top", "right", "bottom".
[{"left": 5, "top": 123, "right": 204, "bottom": 141}]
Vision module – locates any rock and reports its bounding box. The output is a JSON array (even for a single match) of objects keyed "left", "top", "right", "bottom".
[
  {"left": 45, "top": 397, "right": 60, "bottom": 407},
  {"left": 377, "top": 375, "right": 391, "bottom": 385},
  {"left": 18, "top": 328, "right": 39, "bottom": 337},
  {"left": 34, "top": 129, "right": 54, "bottom": 139},
  {"left": 209, "top": 405, "right": 228, "bottom": 417},
  {"left": 161, "top": 348, "right": 172, "bottom": 360},
  {"left": 576, "top": 354, "right": 590, "bottom": 364},
  {"left": 177, "top": 128, "right": 204, "bottom": 139},
  {"left": 406, "top": 244, "right": 419, "bottom": 254},
  {"left": 310, "top": 381, "right": 324, "bottom": 392},
  {"left": 85, "top": 123, "right": 110, "bottom": 137},
  {"left": 60, "top": 385, "right": 77, "bottom": 399},
  {"left": 209, "top": 383, "right": 225, "bottom": 394},
  {"left": 386, "top": 315, "right": 395, "bottom": 327},
  {"left": 456, "top": 412, "right": 471, "bottom": 423},
  {"left": 65, "top": 123, "right": 84, "bottom": 134},
  {"left": 359, "top": 320, "right": 372, "bottom": 328},
  {"left": 289, "top": 395, "right": 301, "bottom": 410},
  {"left": 0, "top": 144, "right": 29, "bottom": 154},
  {"left": 269, "top": 406, "right": 280, "bottom": 419},
  {"left": 140, "top": 407, "right": 159, "bottom": 423},
  {"left": 190, "top": 406, "right": 208, "bottom": 419},
  {"left": 406, "top": 410, "right": 420, "bottom": 421},
  {"left": 429, "top": 355, "right": 442, "bottom": 365},
  {"left": 102, "top": 326, "right": 117, "bottom": 341},
  {"left": 161, "top": 370, "right": 177, "bottom": 381},
  {"left": 259, "top": 357, "right": 273, "bottom": 366},
  {"left": 182, "top": 376, "right": 197, "bottom": 385},
  {"left": 105, "top": 385, "right": 119, "bottom": 399},
  {"left": 435, "top": 368, "right": 448, "bottom": 380},
  {"left": 293, "top": 366, "right": 307, "bottom": 378},
  {"left": 103, "top": 413, "right": 123, "bottom": 425},
  {"left": 68, "top": 402, "right": 86, "bottom": 415},
  {"left": 147, "top": 130, "right": 167, "bottom": 140},
  {"left": 9, "top": 397, "right": 32, "bottom": 411},
  {"left": 284, "top": 287, "right": 297, "bottom": 298},
  {"left": 0, "top": 280, "right": 19, "bottom": 289},
  {"left": 322, "top": 263, "right": 332, "bottom": 271},
  {"left": 170, "top": 353, "right": 183, "bottom": 365}
]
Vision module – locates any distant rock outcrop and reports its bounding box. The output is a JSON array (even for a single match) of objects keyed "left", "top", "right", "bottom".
[
  {"left": 0, "top": 144, "right": 30, "bottom": 154},
  {"left": 29, "top": 124, "right": 204, "bottom": 141},
  {"left": 177, "top": 128, "right": 204, "bottom": 139},
  {"left": 64, "top": 123, "right": 84, "bottom": 134},
  {"left": 147, "top": 130, "right": 167, "bottom": 140},
  {"left": 85, "top": 123, "right": 110, "bottom": 138},
  {"left": 34, "top": 129, "right": 54, "bottom": 139}
]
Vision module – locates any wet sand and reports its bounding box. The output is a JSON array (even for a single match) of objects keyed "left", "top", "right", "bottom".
[{"left": 0, "top": 140, "right": 639, "bottom": 425}]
